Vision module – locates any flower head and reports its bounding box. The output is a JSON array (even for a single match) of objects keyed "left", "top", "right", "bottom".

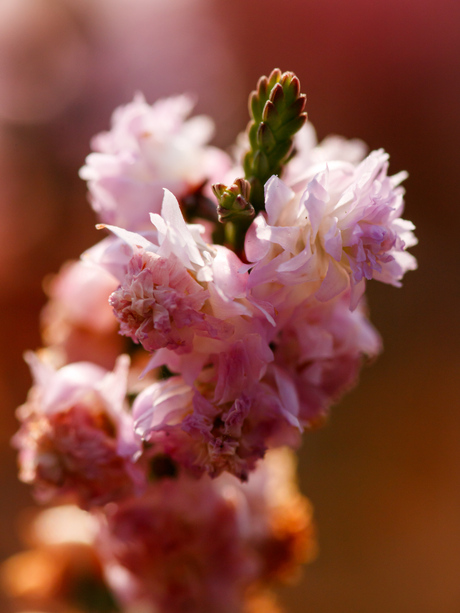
[
  {"left": 272, "top": 294, "right": 382, "bottom": 426},
  {"left": 284, "top": 121, "right": 368, "bottom": 185},
  {"left": 99, "top": 189, "right": 252, "bottom": 356},
  {"left": 80, "top": 94, "right": 231, "bottom": 230},
  {"left": 14, "top": 354, "right": 142, "bottom": 508},
  {"left": 132, "top": 359, "right": 301, "bottom": 481},
  {"left": 246, "top": 149, "right": 417, "bottom": 309},
  {"left": 95, "top": 448, "right": 314, "bottom": 613},
  {"left": 96, "top": 473, "right": 253, "bottom": 613},
  {"left": 41, "top": 259, "right": 122, "bottom": 367}
]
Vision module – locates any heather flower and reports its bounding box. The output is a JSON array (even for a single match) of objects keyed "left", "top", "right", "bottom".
[
  {"left": 132, "top": 357, "right": 301, "bottom": 481},
  {"left": 140, "top": 311, "right": 274, "bottom": 391},
  {"left": 245, "top": 149, "right": 417, "bottom": 309},
  {"left": 215, "top": 448, "right": 316, "bottom": 584},
  {"left": 80, "top": 94, "right": 231, "bottom": 230},
  {"left": 82, "top": 233, "right": 156, "bottom": 291},
  {"left": 99, "top": 189, "right": 254, "bottom": 356},
  {"left": 284, "top": 121, "right": 368, "bottom": 186},
  {"left": 8, "top": 68, "right": 420, "bottom": 613},
  {"left": 96, "top": 473, "right": 254, "bottom": 613},
  {"left": 14, "top": 354, "right": 142, "bottom": 508},
  {"left": 95, "top": 448, "right": 314, "bottom": 613},
  {"left": 41, "top": 259, "right": 122, "bottom": 367},
  {"left": 43, "top": 260, "right": 118, "bottom": 334},
  {"left": 271, "top": 294, "right": 382, "bottom": 426},
  {"left": 109, "top": 249, "right": 232, "bottom": 354}
]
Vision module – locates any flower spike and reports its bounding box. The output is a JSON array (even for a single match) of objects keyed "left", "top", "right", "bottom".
[{"left": 244, "top": 69, "right": 307, "bottom": 212}]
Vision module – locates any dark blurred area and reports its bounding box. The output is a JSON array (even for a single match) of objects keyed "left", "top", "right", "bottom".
[{"left": 0, "top": 0, "right": 459, "bottom": 612}]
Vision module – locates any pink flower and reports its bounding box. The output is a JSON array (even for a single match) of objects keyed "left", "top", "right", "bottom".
[
  {"left": 284, "top": 122, "right": 368, "bottom": 186},
  {"left": 215, "top": 448, "right": 316, "bottom": 583},
  {"left": 96, "top": 473, "right": 254, "bottom": 613},
  {"left": 141, "top": 318, "right": 274, "bottom": 394},
  {"left": 41, "top": 259, "right": 122, "bottom": 367},
  {"left": 132, "top": 361, "right": 301, "bottom": 481},
  {"left": 95, "top": 449, "right": 314, "bottom": 613},
  {"left": 245, "top": 149, "right": 417, "bottom": 309},
  {"left": 79, "top": 94, "right": 231, "bottom": 230},
  {"left": 272, "top": 294, "right": 382, "bottom": 426},
  {"left": 14, "top": 354, "right": 142, "bottom": 508},
  {"left": 99, "top": 189, "right": 254, "bottom": 356},
  {"left": 182, "top": 382, "right": 300, "bottom": 481},
  {"left": 110, "top": 250, "right": 232, "bottom": 354},
  {"left": 43, "top": 260, "right": 118, "bottom": 332}
]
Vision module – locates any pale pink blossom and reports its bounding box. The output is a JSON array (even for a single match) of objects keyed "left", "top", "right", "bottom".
[
  {"left": 14, "top": 354, "right": 142, "bottom": 508},
  {"left": 284, "top": 122, "right": 368, "bottom": 186},
  {"left": 271, "top": 294, "right": 382, "bottom": 426},
  {"left": 245, "top": 150, "right": 417, "bottom": 309},
  {"left": 141, "top": 319, "right": 273, "bottom": 392},
  {"left": 215, "top": 448, "right": 316, "bottom": 583},
  {"left": 109, "top": 250, "right": 232, "bottom": 353},
  {"left": 41, "top": 259, "right": 122, "bottom": 367},
  {"left": 99, "top": 189, "right": 254, "bottom": 356},
  {"left": 132, "top": 362, "right": 301, "bottom": 481},
  {"left": 79, "top": 94, "right": 231, "bottom": 230},
  {"left": 43, "top": 259, "right": 118, "bottom": 333},
  {"left": 96, "top": 473, "right": 254, "bottom": 613},
  {"left": 82, "top": 233, "right": 155, "bottom": 288},
  {"left": 95, "top": 449, "right": 314, "bottom": 613}
]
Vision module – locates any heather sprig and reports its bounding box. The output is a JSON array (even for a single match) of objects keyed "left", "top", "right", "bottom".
[
  {"left": 243, "top": 69, "right": 307, "bottom": 212},
  {"left": 9, "top": 68, "right": 417, "bottom": 613}
]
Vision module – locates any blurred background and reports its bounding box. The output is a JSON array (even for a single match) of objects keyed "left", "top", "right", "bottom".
[{"left": 0, "top": 0, "right": 459, "bottom": 611}]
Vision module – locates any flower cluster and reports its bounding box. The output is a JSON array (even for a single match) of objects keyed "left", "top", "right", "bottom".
[{"left": 11, "top": 69, "right": 416, "bottom": 613}]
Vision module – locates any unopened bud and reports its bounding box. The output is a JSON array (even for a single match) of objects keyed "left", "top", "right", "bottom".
[{"left": 212, "top": 178, "right": 254, "bottom": 223}]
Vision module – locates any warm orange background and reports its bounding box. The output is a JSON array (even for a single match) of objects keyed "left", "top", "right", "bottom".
[{"left": 0, "top": 1, "right": 459, "bottom": 612}]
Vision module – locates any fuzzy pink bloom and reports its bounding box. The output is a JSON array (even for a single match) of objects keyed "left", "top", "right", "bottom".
[
  {"left": 109, "top": 250, "right": 232, "bottom": 354},
  {"left": 14, "top": 354, "right": 142, "bottom": 509},
  {"left": 132, "top": 361, "right": 301, "bottom": 481},
  {"left": 98, "top": 189, "right": 255, "bottom": 357},
  {"left": 284, "top": 122, "right": 368, "bottom": 186},
  {"left": 96, "top": 473, "right": 254, "bottom": 613},
  {"left": 79, "top": 94, "right": 231, "bottom": 230},
  {"left": 95, "top": 449, "right": 314, "bottom": 613},
  {"left": 41, "top": 259, "right": 122, "bottom": 367},
  {"left": 43, "top": 260, "right": 118, "bottom": 332},
  {"left": 272, "top": 294, "right": 382, "bottom": 426},
  {"left": 141, "top": 318, "right": 274, "bottom": 396},
  {"left": 245, "top": 150, "right": 417, "bottom": 310},
  {"left": 215, "top": 448, "right": 316, "bottom": 583}
]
